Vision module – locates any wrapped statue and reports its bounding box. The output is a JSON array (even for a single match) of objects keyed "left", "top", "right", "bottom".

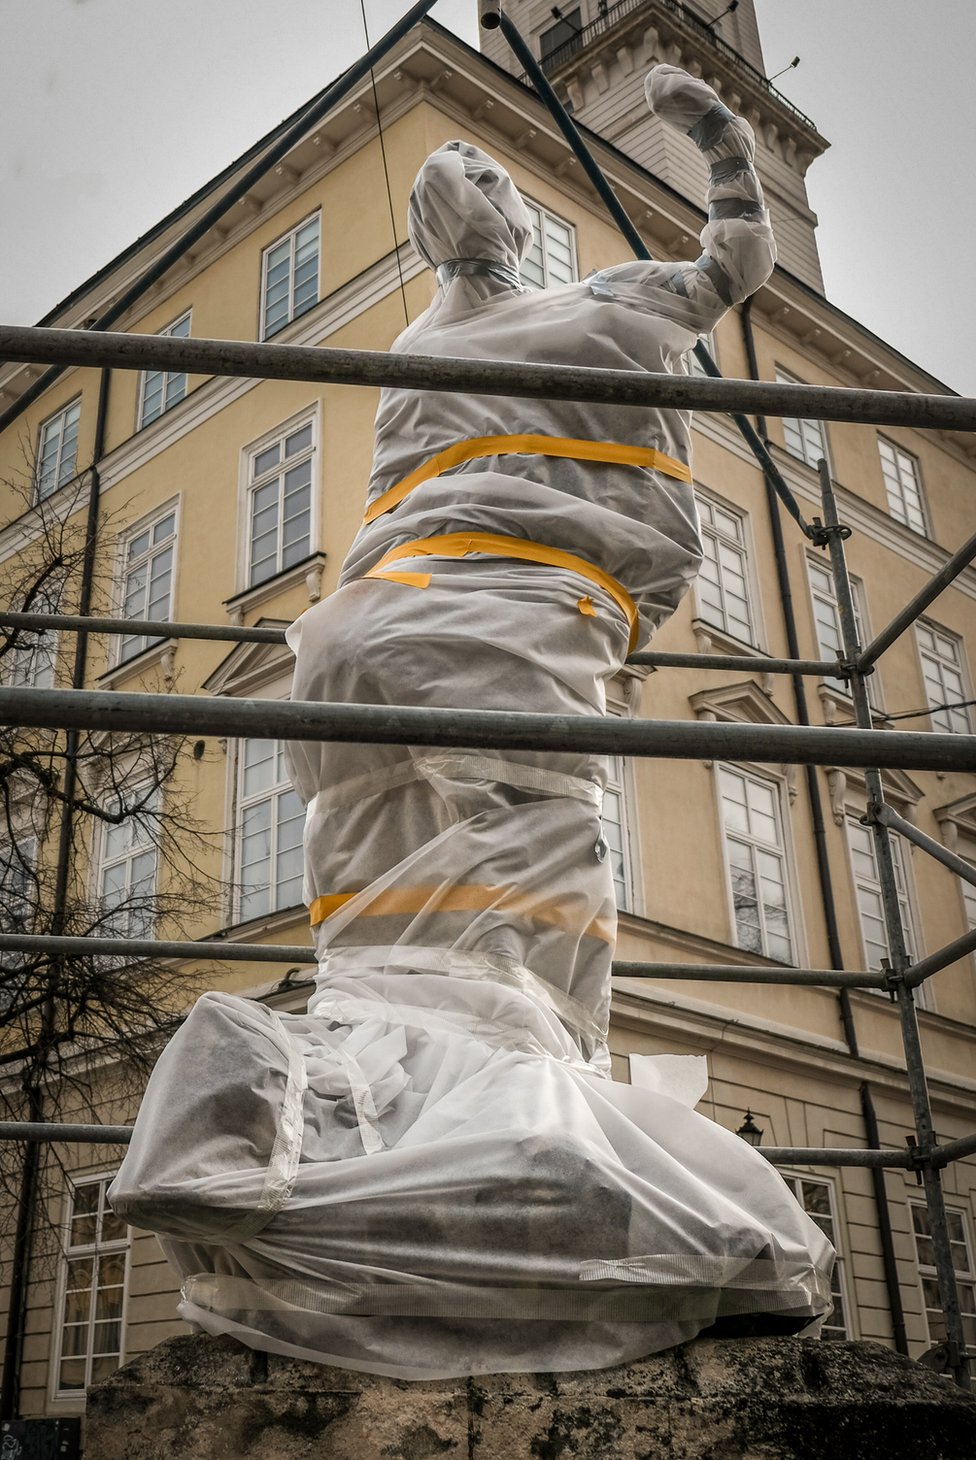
[{"left": 111, "top": 66, "right": 835, "bottom": 1378}]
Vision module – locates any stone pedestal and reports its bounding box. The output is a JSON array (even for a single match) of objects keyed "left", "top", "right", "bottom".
[{"left": 86, "top": 1332, "right": 975, "bottom": 1459}]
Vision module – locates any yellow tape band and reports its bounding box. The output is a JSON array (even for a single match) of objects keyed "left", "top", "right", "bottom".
[
  {"left": 309, "top": 883, "right": 614, "bottom": 944},
  {"left": 363, "top": 531, "right": 640, "bottom": 652},
  {"left": 362, "top": 433, "right": 692, "bottom": 525}
]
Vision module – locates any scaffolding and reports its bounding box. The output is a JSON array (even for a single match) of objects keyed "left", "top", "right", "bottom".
[{"left": 0, "top": 1, "right": 974, "bottom": 1391}]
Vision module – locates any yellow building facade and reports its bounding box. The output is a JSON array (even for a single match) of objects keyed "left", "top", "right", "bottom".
[{"left": 0, "top": 2, "right": 974, "bottom": 1436}]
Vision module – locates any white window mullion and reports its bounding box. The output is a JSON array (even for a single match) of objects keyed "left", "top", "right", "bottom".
[
  {"left": 37, "top": 399, "right": 81, "bottom": 500},
  {"left": 261, "top": 215, "right": 320, "bottom": 339},
  {"left": 139, "top": 312, "right": 191, "bottom": 428},
  {"left": 116, "top": 505, "right": 177, "bottom": 663},
  {"left": 54, "top": 1174, "right": 130, "bottom": 1395},
  {"left": 246, "top": 420, "right": 314, "bottom": 587},
  {"left": 521, "top": 200, "right": 578, "bottom": 290},
  {"left": 236, "top": 739, "right": 303, "bottom": 922},
  {"left": 696, "top": 494, "right": 756, "bottom": 646},
  {"left": 878, "top": 436, "right": 927, "bottom": 534},
  {"left": 915, "top": 620, "right": 972, "bottom": 734},
  {"left": 911, "top": 1202, "right": 976, "bottom": 1354},
  {"left": 846, "top": 817, "right": 918, "bottom": 973},
  {"left": 718, "top": 765, "right": 795, "bottom": 963},
  {"left": 782, "top": 1173, "right": 850, "bottom": 1339},
  {"left": 95, "top": 787, "right": 160, "bottom": 939},
  {"left": 777, "top": 369, "right": 828, "bottom": 470}
]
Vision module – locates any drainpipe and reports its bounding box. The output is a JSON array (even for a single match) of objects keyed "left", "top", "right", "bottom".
[
  {"left": 0, "top": 367, "right": 112, "bottom": 1421},
  {"left": 739, "top": 298, "right": 908, "bottom": 1354}
]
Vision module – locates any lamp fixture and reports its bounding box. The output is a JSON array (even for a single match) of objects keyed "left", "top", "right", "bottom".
[
  {"left": 736, "top": 1110, "right": 764, "bottom": 1146},
  {"left": 703, "top": 0, "right": 738, "bottom": 30},
  {"left": 768, "top": 56, "right": 801, "bottom": 83}
]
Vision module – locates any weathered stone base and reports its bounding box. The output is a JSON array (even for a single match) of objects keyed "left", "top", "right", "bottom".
[{"left": 86, "top": 1332, "right": 975, "bottom": 1459}]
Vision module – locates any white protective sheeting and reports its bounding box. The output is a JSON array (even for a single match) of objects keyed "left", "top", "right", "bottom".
[{"left": 110, "top": 66, "right": 835, "bottom": 1377}]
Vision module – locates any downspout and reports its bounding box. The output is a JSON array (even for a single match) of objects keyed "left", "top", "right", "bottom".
[
  {"left": 0, "top": 368, "right": 111, "bottom": 1420},
  {"left": 739, "top": 298, "right": 909, "bottom": 1355}
]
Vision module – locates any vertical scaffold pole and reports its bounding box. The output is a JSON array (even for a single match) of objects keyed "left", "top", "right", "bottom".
[{"left": 817, "top": 460, "right": 971, "bottom": 1389}]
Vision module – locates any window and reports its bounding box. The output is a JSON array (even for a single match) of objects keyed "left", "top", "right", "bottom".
[
  {"left": 236, "top": 739, "right": 304, "bottom": 922},
  {"left": 54, "top": 1173, "right": 129, "bottom": 1393},
  {"left": 602, "top": 754, "right": 636, "bottom": 912},
  {"left": 539, "top": 6, "right": 582, "bottom": 66},
  {"left": 246, "top": 420, "right": 314, "bottom": 587},
  {"left": 718, "top": 765, "right": 794, "bottom": 962},
  {"left": 846, "top": 817, "right": 918, "bottom": 971},
  {"left": 95, "top": 789, "right": 159, "bottom": 939},
  {"left": 777, "top": 370, "right": 828, "bottom": 470},
  {"left": 696, "top": 494, "right": 756, "bottom": 645},
  {"left": 878, "top": 436, "right": 926, "bottom": 534},
  {"left": 915, "top": 620, "right": 972, "bottom": 735},
  {"left": 37, "top": 399, "right": 81, "bottom": 500},
  {"left": 806, "top": 557, "right": 880, "bottom": 707},
  {"left": 139, "top": 311, "right": 191, "bottom": 427},
  {"left": 910, "top": 1202, "right": 976, "bottom": 1353},
  {"left": 521, "top": 202, "right": 578, "bottom": 290},
  {"left": 781, "top": 1174, "right": 850, "bottom": 1340},
  {"left": 116, "top": 505, "right": 177, "bottom": 663},
  {"left": 0, "top": 835, "right": 36, "bottom": 933},
  {"left": 7, "top": 623, "right": 57, "bottom": 690},
  {"left": 261, "top": 215, "right": 320, "bottom": 339}
]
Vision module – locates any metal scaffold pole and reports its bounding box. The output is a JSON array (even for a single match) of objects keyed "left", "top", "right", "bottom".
[{"left": 817, "top": 459, "right": 972, "bottom": 1390}]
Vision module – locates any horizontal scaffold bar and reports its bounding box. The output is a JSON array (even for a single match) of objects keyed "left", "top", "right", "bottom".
[
  {"left": 0, "top": 610, "right": 286, "bottom": 644},
  {"left": 0, "top": 932, "right": 885, "bottom": 986},
  {"left": 3, "top": 686, "right": 974, "bottom": 772},
  {"left": 0, "top": 1120, "right": 956, "bottom": 1171},
  {"left": 0, "top": 611, "right": 841, "bottom": 677},
  {"left": 1, "top": 324, "right": 973, "bottom": 431}
]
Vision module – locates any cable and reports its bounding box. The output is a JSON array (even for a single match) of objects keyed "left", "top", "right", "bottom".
[
  {"left": 360, "top": 0, "right": 411, "bottom": 330},
  {"left": 834, "top": 696, "right": 976, "bottom": 726}
]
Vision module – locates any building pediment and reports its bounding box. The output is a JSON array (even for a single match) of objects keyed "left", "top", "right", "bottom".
[
  {"left": 689, "top": 679, "right": 791, "bottom": 727},
  {"left": 934, "top": 792, "right": 976, "bottom": 851},
  {"left": 204, "top": 622, "right": 292, "bottom": 699}
]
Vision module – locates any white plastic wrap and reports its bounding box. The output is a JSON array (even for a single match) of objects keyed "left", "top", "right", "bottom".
[{"left": 110, "top": 67, "right": 834, "bottom": 1378}]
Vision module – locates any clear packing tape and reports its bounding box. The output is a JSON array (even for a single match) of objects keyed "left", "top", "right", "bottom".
[{"left": 110, "top": 67, "right": 834, "bottom": 1378}]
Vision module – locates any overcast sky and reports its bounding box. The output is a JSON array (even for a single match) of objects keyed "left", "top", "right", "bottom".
[{"left": 1, "top": 0, "right": 973, "bottom": 396}]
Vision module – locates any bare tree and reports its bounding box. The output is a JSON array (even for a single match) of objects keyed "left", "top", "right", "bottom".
[{"left": 0, "top": 466, "right": 224, "bottom": 1316}]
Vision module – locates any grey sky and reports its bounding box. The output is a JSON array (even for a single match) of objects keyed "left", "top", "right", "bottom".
[{"left": 1, "top": 0, "right": 973, "bottom": 396}]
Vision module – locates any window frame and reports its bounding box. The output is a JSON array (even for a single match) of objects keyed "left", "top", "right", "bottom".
[
  {"left": 50, "top": 1170, "right": 130, "bottom": 1400},
  {"left": 909, "top": 1199, "right": 976, "bottom": 1355},
  {"left": 805, "top": 553, "right": 883, "bottom": 711},
  {"left": 914, "top": 617, "right": 973, "bottom": 736},
  {"left": 877, "top": 435, "right": 928, "bottom": 536},
  {"left": 780, "top": 1170, "right": 853, "bottom": 1341},
  {"left": 693, "top": 488, "right": 764, "bottom": 651},
  {"left": 137, "top": 310, "right": 192, "bottom": 429},
  {"left": 776, "top": 367, "right": 830, "bottom": 472},
  {"left": 715, "top": 762, "right": 800, "bottom": 965},
  {"left": 843, "top": 813, "right": 929, "bottom": 1006},
  {"left": 239, "top": 408, "right": 320, "bottom": 593},
  {"left": 36, "top": 397, "right": 82, "bottom": 502},
  {"left": 259, "top": 212, "right": 321, "bottom": 341},
  {"left": 91, "top": 781, "right": 161, "bottom": 941},
  {"left": 233, "top": 737, "right": 305, "bottom": 926},
  {"left": 520, "top": 198, "right": 579, "bottom": 291},
  {"left": 113, "top": 498, "right": 180, "bottom": 666}
]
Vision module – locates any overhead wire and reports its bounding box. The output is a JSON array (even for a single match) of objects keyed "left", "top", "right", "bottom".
[{"left": 360, "top": 0, "right": 411, "bottom": 330}]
